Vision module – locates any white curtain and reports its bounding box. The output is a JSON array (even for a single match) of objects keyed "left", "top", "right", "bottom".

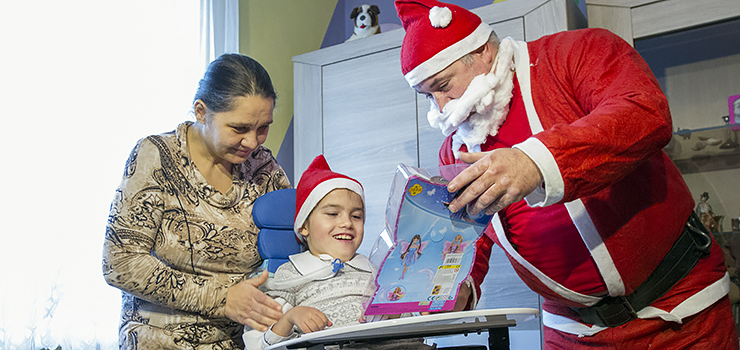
[
  {"left": 0, "top": 1, "right": 237, "bottom": 349},
  {"left": 200, "top": 0, "right": 240, "bottom": 72}
]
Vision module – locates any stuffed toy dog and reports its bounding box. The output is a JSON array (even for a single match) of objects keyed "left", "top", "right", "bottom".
[{"left": 345, "top": 4, "right": 381, "bottom": 42}]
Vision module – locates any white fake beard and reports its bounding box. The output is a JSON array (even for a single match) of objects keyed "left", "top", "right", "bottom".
[{"left": 427, "top": 37, "right": 516, "bottom": 159}]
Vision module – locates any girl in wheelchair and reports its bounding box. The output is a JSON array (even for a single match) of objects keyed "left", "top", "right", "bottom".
[{"left": 243, "top": 155, "right": 432, "bottom": 350}]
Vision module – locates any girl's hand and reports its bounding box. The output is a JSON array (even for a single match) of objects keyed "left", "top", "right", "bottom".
[
  {"left": 224, "top": 270, "right": 283, "bottom": 331},
  {"left": 272, "top": 306, "right": 332, "bottom": 336}
]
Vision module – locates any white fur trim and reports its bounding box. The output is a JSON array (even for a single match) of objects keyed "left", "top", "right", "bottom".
[
  {"left": 514, "top": 138, "right": 564, "bottom": 206},
  {"left": 464, "top": 275, "right": 477, "bottom": 309},
  {"left": 565, "top": 199, "right": 625, "bottom": 297},
  {"left": 492, "top": 213, "right": 602, "bottom": 306},
  {"left": 510, "top": 40, "right": 541, "bottom": 133},
  {"left": 642, "top": 272, "right": 730, "bottom": 322},
  {"left": 405, "top": 22, "right": 493, "bottom": 87},
  {"left": 509, "top": 40, "right": 566, "bottom": 207},
  {"left": 543, "top": 310, "right": 607, "bottom": 337},
  {"left": 429, "top": 6, "right": 452, "bottom": 28},
  {"left": 294, "top": 178, "right": 365, "bottom": 235},
  {"left": 543, "top": 273, "right": 730, "bottom": 337}
]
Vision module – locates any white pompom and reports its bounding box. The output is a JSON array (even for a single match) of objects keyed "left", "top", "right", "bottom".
[{"left": 429, "top": 6, "right": 452, "bottom": 28}]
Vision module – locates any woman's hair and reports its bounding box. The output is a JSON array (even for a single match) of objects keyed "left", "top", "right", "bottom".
[{"left": 193, "top": 53, "right": 277, "bottom": 113}]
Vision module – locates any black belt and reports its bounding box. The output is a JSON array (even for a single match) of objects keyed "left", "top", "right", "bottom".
[{"left": 576, "top": 211, "right": 712, "bottom": 328}]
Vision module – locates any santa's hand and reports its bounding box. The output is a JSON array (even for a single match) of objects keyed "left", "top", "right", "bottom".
[{"left": 447, "top": 148, "right": 543, "bottom": 215}]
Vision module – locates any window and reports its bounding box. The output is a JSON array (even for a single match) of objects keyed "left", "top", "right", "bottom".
[{"left": 0, "top": 1, "right": 234, "bottom": 348}]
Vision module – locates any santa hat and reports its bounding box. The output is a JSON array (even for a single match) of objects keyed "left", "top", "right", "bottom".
[
  {"left": 294, "top": 155, "right": 365, "bottom": 241},
  {"left": 395, "top": 0, "right": 493, "bottom": 87}
]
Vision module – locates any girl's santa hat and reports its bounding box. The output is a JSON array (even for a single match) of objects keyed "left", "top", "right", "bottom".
[
  {"left": 294, "top": 155, "right": 365, "bottom": 241},
  {"left": 395, "top": 0, "right": 493, "bottom": 87}
]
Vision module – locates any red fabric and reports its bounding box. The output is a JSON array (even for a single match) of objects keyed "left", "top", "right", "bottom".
[
  {"left": 442, "top": 77, "right": 608, "bottom": 298},
  {"left": 543, "top": 297, "right": 739, "bottom": 350},
  {"left": 295, "top": 155, "right": 363, "bottom": 228},
  {"left": 395, "top": 0, "right": 481, "bottom": 76},
  {"left": 437, "top": 28, "right": 733, "bottom": 341}
]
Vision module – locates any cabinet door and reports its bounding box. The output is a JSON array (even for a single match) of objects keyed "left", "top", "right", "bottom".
[{"left": 322, "top": 48, "right": 418, "bottom": 255}]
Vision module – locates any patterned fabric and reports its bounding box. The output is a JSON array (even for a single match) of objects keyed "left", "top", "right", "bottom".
[
  {"left": 103, "top": 122, "right": 291, "bottom": 349},
  {"left": 243, "top": 252, "right": 377, "bottom": 349},
  {"left": 267, "top": 257, "right": 373, "bottom": 329}
]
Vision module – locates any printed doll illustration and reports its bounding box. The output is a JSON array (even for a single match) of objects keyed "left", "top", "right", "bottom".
[
  {"left": 387, "top": 286, "right": 406, "bottom": 301},
  {"left": 442, "top": 234, "right": 469, "bottom": 259},
  {"left": 399, "top": 234, "right": 427, "bottom": 279}
]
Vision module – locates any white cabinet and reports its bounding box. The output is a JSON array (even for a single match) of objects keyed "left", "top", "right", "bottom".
[
  {"left": 293, "top": 0, "right": 586, "bottom": 257},
  {"left": 293, "top": 1, "right": 586, "bottom": 348}
]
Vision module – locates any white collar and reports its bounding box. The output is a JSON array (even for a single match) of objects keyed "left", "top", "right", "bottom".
[{"left": 288, "top": 251, "right": 374, "bottom": 276}]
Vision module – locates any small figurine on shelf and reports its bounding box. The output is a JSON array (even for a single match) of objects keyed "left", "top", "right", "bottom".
[
  {"left": 696, "top": 192, "right": 720, "bottom": 233},
  {"left": 719, "top": 115, "right": 739, "bottom": 149},
  {"left": 345, "top": 4, "right": 381, "bottom": 42}
]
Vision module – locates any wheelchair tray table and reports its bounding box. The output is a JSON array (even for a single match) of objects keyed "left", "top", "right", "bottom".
[{"left": 264, "top": 308, "right": 539, "bottom": 350}]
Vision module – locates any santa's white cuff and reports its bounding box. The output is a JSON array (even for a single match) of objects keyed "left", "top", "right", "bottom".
[
  {"left": 513, "top": 137, "right": 564, "bottom": 207},
  {"left": 465, "top": 275, "right": 477, "bottom": 309}
]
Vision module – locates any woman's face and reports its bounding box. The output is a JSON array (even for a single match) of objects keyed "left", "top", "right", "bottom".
[{"left": 197, "top": 94, "right": 274, "bottom": 165}]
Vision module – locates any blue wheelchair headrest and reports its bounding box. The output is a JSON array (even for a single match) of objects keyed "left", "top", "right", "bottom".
[{"left": 253, "top": 188, "right": 302, "bottom": 272}]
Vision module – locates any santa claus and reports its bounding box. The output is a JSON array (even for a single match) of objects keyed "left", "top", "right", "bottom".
[{"left": 395, "top": 0, "right": 738, "bottom": 348}]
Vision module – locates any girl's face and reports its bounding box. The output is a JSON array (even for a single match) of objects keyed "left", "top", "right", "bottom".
[
  {"left": 195, "top": 95, "right": 274, "bottom": 166},
  {"left": 300, "top": 189, "right": 365, "bottom": 262},
  {"left": 411, "top": 237, "right": 420, "bottom": 247}
]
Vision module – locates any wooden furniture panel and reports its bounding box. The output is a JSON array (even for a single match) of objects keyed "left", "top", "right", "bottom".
[
  {"left": 585, "top": 5, "right": 632, "bottom": 44},
  {"left": 587, "top": 0, "right": 740, "bottom": 44},
  {"left": 293, "top": 63, "right": 323, "bottom": 179},
  {"left": 293, "top": 2, "right": 587, "bottom": 348},
  {"left": 632, "top": 0, "right": 740, "bottom": 40},
  {"left": 322, "top": 48, "right": 418, "bottom": 251}
]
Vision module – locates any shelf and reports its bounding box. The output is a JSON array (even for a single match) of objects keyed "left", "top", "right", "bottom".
[{"left": 666, "top": 122, "right": 740, "bottom": 174}]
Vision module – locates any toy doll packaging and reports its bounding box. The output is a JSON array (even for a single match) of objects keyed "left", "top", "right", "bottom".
[{"left": 364, "top": 164, "right": 492, "bottom": 315}]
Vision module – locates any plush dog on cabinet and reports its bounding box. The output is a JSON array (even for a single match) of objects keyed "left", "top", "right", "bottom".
[{"left": 345, "top": 4, "right": 381, "bottom": 42}]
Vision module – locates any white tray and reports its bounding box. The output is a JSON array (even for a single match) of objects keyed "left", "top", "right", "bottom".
[{"left": 265, "top": 308, "right": 539, "bottom": 350}]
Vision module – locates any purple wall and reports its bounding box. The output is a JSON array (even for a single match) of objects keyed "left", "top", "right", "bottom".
[{"left": 321, "top": 0, "right": 496, "bottom": 48}]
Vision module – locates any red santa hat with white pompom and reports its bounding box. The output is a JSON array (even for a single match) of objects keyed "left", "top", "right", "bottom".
[
  {"left": 294, "top": 155, "right": 365, "bottom": 242},
  {"left": 395, "top": 0, "right": 493, "bottom": 87}
]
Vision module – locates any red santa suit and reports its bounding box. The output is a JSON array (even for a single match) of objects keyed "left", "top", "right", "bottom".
[{"left": 440, "top": 28, "right": 736, "bottom": 348}]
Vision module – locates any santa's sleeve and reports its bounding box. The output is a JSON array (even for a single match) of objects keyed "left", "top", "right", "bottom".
[{"left": 520, "top": 28, "right": 673, "bottom": 205}]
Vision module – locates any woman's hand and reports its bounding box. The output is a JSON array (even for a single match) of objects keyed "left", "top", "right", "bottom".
[
  {"left": 272, "top": 306, "right": 331, "bottom": 336},
  {"left": 224, "top": 270, "right": 283, "bottom": 331}
]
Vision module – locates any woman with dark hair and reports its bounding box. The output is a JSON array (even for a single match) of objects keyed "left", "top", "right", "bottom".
[{"left": 103, "top": 54, "right": 291, "bottom": 349}]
